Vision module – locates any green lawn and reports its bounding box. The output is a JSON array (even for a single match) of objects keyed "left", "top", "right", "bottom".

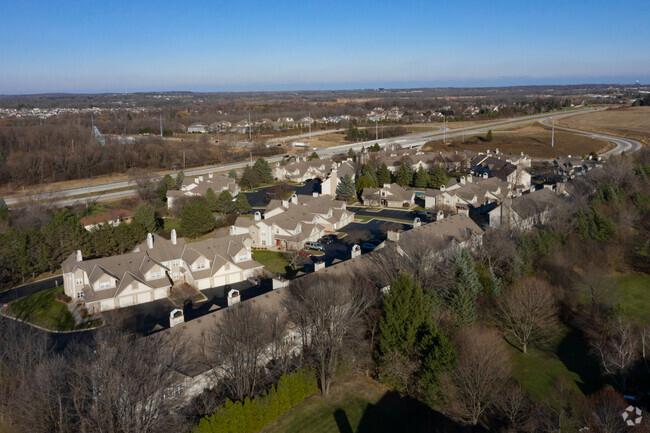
[
  {"left": 509, "top": 326, "right": 602, "bottom": 400},
  {"left": 614, "top": 273, "right": 650, "bottom": 324},
  {"left": 253, "top": 250, "right": 295, "bottom": 276},
  {"left": 163, "top": 217, "right": 182, "bottom": 232},
  {"left": 5, "top": 287, "right": 94, "bottom": 331},
  {"left": 263, "top": 375, "right": 440, "bottom": 433}
]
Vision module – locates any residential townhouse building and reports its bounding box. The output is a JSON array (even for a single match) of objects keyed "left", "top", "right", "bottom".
[
  {"left": 424, "top": 174, "right": 514, "bottom": 215},
  {"left": 361, "top": 183, "right": 415, "bottom": 207},
  {"left": 61, "top": 230, "right": 263, "bottom": 314},
  {"left": 167, "top": 173, "right": 240, "bottom": 209}
]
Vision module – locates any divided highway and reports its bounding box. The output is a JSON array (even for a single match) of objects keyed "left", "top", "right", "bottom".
[{"left": 7, "top": 107, "right": 639, "bottom": 209}]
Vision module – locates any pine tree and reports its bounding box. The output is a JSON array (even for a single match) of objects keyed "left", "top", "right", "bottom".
[
  {"left": 309, "top": 151, "right": 319, "bottom": 159},
  {"left": 447, "top": 249, "right": 482, "bottom": 326},
  {"left": 206, "top": 187, "right": 218, "bottom": 212},
  {"left": 486, "top": 129, "right": 494, "bottom": 142},
  {"left": 234, "top": 193, "right": 252, "bottom": 214},
  {"left": 378, "top": 273, "right": 431, "bottom": 355},
  {"left": 216, "top": 190, "right": 234, "bottom": 214},
  {"left": 361, "top": 163, "right": 378, "bottom": 187},
  {"left": 132, "top": 203, "right": 158, "bottom": 235},
  {"left": 175, "top": 171, "right": 185, "bottom": 189},
  {"left": 253, "top": 158, "right": 273, "bottom": 184},
  {"left": 336, "top": 174, "right": 356, "bottom": 201},
  {"left": 347, "top": 148, "right": 356, "bottom": 158},
  {"left": 414, "top": 166, "right": 429, "bottom": 188},
  {"left": 228, "top": 169, "right": 238, "bottom": 179},
  {"left": 355, "top": 175, "right": 375, "bottom": 194},
  {"left": 418, "top": 321, "right": 455, "bottom": 404},
  {"left": 395, "top": 162, "right": 413, "bottom": 186},
  {"left": 0, "top": 197, "right": 8, "bottom": 218},
  {"left": 239, "top": 165, "right": 261, "bottom": 190},
  {"left": 428, "top": 165, "right": 448, "bottom": 188},
  {"left": 377, "top": 163, "right": 392, "bottom": 186},
  {"left": 181, "top": 202, "right": 216, "bottom": 238}
]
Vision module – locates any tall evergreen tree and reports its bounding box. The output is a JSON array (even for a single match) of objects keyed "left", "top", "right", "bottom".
[
  {"left": 414, "top": 166, "right": 429, "bottom": 188},
  {"left": 347, "top": 148, "right": 356, "bottom": 158},
  {"left": 428, "top": 165, "right": 448, "bottom": 188},
  {"left": 336, "top": 174, "right": 356, "bottom": 201},
  {"left": 486, "top": 129, "right": 494, "bottom": 142},
  {"left": 253, "top": 158, "right": 273, "bottom": 184},
  {"left": 377, "top": 163, "right": 392, "bottom": 186},
  {"left": 0, "top": 197, "right": 7, "bottom": 218},
  {"left": 447, "top": 249, "right": 482, "bottom": 326},
  {"left": 216, "top": 190, "right": 234, "bottom": 214},
  {"left": 175, "top": 171, "right": 185, "bottom": 189},
  {"left": 361, "top": 164, "right": 378, "bottom": 187},
  {"left": 239, "top": 165, "right": 261, "bottom": 190},
  {"left": 205, "top": 187, "right": 218, "bottom": 212},
  {"left": 378, "top": 273, "right": 430, "bottom": 355},
  {"left": 228, "top": 169, "right": 239, "bottom": 180},
  {"left": 234, "top": 193, "right": 252, "bottom": 214},
  {"left": 132, "top": 203, "right": 158, "bottom": 235},
  {"left": 309, "top": 151, "right": 319, "bottom": 159},
  {"left": 181, "top": 202, "right": 216, "bottom": 238},
  {"left": 395, "top": 162, "right": 413, "bottom": 186},
  {"left": 355, "top": 175, "right": 375, "bottom": 194}
]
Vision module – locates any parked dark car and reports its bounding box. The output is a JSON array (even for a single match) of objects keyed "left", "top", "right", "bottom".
[
  {"left": 368, "top": 239, "right": 383, "bottom": 246},
  {"left": 361, "top": 242, "right": 376, "bottom": 251},
  {"left": 318, "top": 236, "right": 333, "bottom": 244}
]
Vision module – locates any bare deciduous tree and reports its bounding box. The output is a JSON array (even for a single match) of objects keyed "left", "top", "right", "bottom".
[
  {"left": 590, "top": 316, "right": 639, "bottom": 392},
  {"left": 575, "top": 266, "right": 617, "bottom": 318},
  {"left": 205, "top": 301, "right": 274, "bottom": 401},
  {"left": 496, "top": 277, "right": 558, "bottom": 354},
  {"left": 285, "top": 274, "right": 376, "bottom": 396},
  {"left": 496, "top": 383, "right": 530, "bottom": 430},
  {"left": 445, "top": 326, "right": 512, "bottom": 427}
]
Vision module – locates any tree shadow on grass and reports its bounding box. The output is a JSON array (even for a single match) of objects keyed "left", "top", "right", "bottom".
[
  {"left": 555, "top": 327, "right": 603, "bottom": 394},
  {"left": 354, "top": 390, "right": 470, "bottom": 433}
]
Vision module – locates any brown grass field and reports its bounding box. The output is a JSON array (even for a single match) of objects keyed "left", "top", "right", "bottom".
[
  {"left": 422, "top": 122, "right": 612, "bottom": 159},
  {"left": 555, "top": 106, "right": 650, "bottom": 143}
]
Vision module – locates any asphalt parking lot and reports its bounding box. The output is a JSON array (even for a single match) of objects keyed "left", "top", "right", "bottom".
[
  {"left": 243, "top": 179, "right": 320, "bottom": 209},
  {"left": 103, "top": 279, "right": 271, "bottom": 335},
  {"left": 316, "top": 219, "right": 412, "bottom": 265},
  {"left": 347, "top": 206, "right": 421, "bottom": 222}
]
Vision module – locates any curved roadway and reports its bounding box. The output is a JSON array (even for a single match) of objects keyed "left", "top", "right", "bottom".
[{"left": 8, "top": 107, "right": 640, "bottom": 208}]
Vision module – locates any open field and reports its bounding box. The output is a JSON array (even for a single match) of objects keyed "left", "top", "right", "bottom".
[
  {"left": 556, "top": 106, "right": 650, "bottom": 143},
  {"left": 263, "top": 374, "right": 446, "bottom": 433},
  {"left": 422, "top": 122, "right": 611, "bottom": 159}
]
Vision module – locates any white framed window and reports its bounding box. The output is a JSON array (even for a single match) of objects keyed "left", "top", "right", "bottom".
[
  {"left": 150, "top": 271, "right": 161, "bottom": 279},
  {"left": 77, "top": 291, "right": 84, "bottom": 298},
  {"left": 172, "top": 260, "right": 179, "bottom": 267},
  {"left": 238, "top": 255, "right": 247, "bottom": 262},
  {"left": 195, "top": 262, "right": 206, "bottom": 270},
  {"left": 99, "top": 280, "right": 111, "bottom": 289},
  {"left": 75, "top": 278, "right": 83, "bottom": 286},
  {"left": 173, "top": 272, "right": 179, "bottom": 279},
  {"left": 262, "top": 240, "right": 267, "bottom": 246}
]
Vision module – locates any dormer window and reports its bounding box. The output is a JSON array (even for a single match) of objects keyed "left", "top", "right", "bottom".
[
  {"left": 99, "top": 280, "right": 111, "bottom": 289},
  {"left": 195, "top": 262, "right": 206, "bottom": 270},
  {"left": 76, "top": 278, "right": 83, "bottom": 286},
  {"left": 150, "top": 271, "right": 161, "bottom": 279}
]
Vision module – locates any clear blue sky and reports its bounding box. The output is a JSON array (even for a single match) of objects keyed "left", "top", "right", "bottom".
[{"left": 1, "top": 0, "right": 649, "bottom": 94}]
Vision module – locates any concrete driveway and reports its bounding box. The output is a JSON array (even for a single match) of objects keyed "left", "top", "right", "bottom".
[{"left": 348, "top": 206, "right": 420, "bottom": 222}]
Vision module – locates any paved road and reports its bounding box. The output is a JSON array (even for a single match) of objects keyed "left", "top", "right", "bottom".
[
  {"left": 6, "top": 108, "right": 600, "bottom": 208},
  {"left": 0, "top": 275, "right": 63, "bottom": 304},
  {"left": 539, "top": 117, "right": 643, "bottom": 157}
]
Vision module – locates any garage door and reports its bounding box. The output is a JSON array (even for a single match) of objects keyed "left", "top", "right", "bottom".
[
  {"left": 119, "top": 296, "right": 134, "bottom": 308},
  {"left": 154, "top": 288, "right": 167, "bottom": 300},
  {"left": 100, "top": 300, "right": 115, "bottom": 311},
  {"left": 197, "top": 279, "right": 210, "bottom": 290},
  {"left": 136, "top": 292, "right": 152, "bottom": 304},
  {"left": 213, "top": 276, "right": 226, "bottom": 287},
  {"left": 226, "top": 272, "right": 242, "bottom": 284}
]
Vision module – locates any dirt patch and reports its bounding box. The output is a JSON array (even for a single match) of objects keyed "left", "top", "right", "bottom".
[{"left": 422, "top": 122, "right": 611, "bottom": 159}]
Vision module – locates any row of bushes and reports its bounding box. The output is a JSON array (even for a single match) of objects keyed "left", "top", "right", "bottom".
[{"left": 194, "top": 368, "right": 318, "bottom": 433}]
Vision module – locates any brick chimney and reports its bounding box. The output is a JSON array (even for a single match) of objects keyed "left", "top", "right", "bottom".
[
  {"left": 147, "top": 233, "right": 153, "bottom": 249},
  {"left": 171, "top": 229, "right": 177, "bottom": 245}
]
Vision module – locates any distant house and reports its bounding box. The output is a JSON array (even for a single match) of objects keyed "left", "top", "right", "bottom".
[
  {"left": 208, "top": 121, "right": 231, "bottom": 133},
  {"left": 187, "top": 123, "right": 207, "bottom": 133},
  {"left": 553, "top": 155, "right": 602, "bottom": 178},
  {"left": 166, "top": 173, "right": 240, "bottom": 209},
  {"left": 361, "top": 183, "right": 414, "bottom": 208},
  {"left": 274, "top": 158, "right": 335, "bottom": 183},
  {"left": 79, "top": 208, "right": 134, "bottom": 231},
  {"left": 471, "top": 150, "right": 532, "bottom": 190}
]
